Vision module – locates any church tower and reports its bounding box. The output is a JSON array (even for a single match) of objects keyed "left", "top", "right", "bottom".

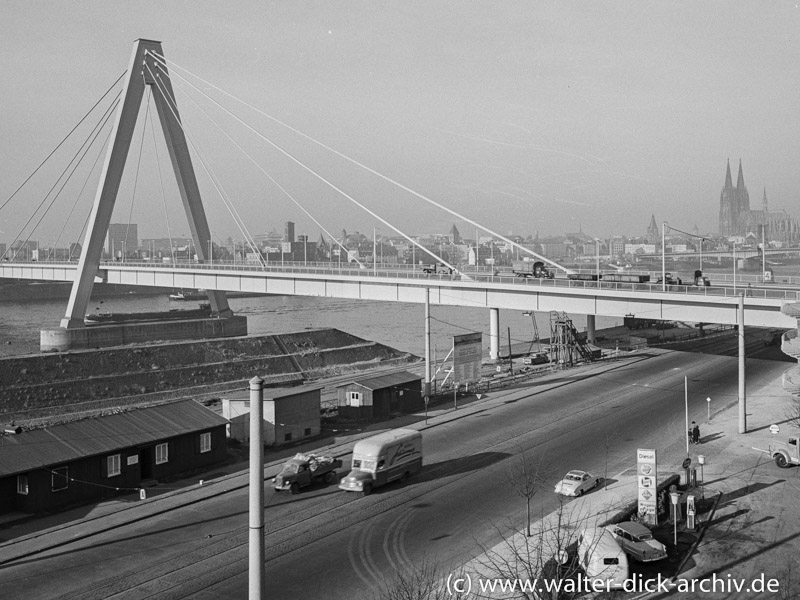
[
  {"left": 719, "top": 159, "right": 735, "bottom": 236},
  {"left": 735, "top": 159, "right": 750, "bottom": 216},
  {"left": 646, "top": 214, "right": 659, "bottom": 244}
]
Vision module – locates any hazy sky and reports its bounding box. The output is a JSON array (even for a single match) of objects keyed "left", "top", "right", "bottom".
[{"left": 2, "top": 1, "right": 800, "bottom": 246}]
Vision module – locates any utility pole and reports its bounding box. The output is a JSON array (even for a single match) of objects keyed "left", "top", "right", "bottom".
[
  {"left": 738, "top": 293, "right": 746, "bottom": 433},
  {"left": 248, "top": 376, "right": 264, "bottom": 599},
  {"left": 424, "top": 288, "right": 431, "bottom": 423}
]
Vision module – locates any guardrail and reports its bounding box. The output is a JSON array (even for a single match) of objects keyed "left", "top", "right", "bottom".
[{"left": 4, "top": 259, "right": 800, "bottom": 302}]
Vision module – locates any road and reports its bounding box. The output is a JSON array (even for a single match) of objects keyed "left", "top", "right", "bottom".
[{"left": 0, "top": 349, "right": 790, "bottom": 599}]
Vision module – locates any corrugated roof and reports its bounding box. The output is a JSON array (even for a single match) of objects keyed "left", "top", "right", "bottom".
[
  {"left": 340, "top": 370, "right": 421, "bottom": 391},
  {"left": 0, "top": 400, "right": 228, "bottom": 478}
]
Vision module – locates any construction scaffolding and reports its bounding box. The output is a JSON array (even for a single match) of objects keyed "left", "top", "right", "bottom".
[{"left": 549, "top": 311, "right": 596, "bottom": 367}]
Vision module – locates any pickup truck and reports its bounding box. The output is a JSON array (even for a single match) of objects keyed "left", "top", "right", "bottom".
[
  {"left": 273, "top": 453, "right": 343, "bottom": 494},
  {"left": 768, "top": 436, "right": 800, "bottom": 468}
]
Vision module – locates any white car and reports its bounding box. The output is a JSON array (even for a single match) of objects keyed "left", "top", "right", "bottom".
[
  {"left": 606, "top": 521, "right": 667, "bottom": 562},
  {"left": 554, "top": 470, "right": 600, "bottom": 496}
]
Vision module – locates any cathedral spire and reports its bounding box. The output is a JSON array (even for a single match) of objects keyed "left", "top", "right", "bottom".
[
  {"left": 724, "top": 158, "right": 733, "bottom": 190},
  {"left": 736, "top": 159, "right": 746, "bottom": 190}
]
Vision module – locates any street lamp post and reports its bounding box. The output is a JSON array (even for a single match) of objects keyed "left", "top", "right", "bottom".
[
  {"left": 706, "top": 397, "right": 711, "bottom": 423},
  {"left": 697, "top": 455, "right": 705, "bottom": 500},
  {"left": 685, "top": 376, "right": 690, "bottom": 456},
  {"left": 699, "top": 237, "right": 703, "bottom": 272},
  {"left": 595, "top": 238, "right": 600, "bottom": 279},
  {"left": 733, "top": 242, "right": 737, "bottom": 293},
  {"left": 661, "top": 223, "right": 667, "bottom": 292}
]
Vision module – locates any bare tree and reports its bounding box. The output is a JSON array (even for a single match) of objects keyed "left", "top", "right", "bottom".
[
  {"left": 376, "top": 557, "right": 465, "bottom": 600},
  {"left": 784, "top": 395, "right": 800, "bottom": 431},
  {"left": 507, "top": 450, "right": 552, "bottom": 537},
  {"left": 474, "top": 492, "right": 629, "bottom": 600}
]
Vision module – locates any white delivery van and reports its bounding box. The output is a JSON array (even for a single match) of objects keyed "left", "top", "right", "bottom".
[
  {"left": 339, "top": 428, "right": 422, "bottom": 496},
  {"left": 578, "top": 527, "right": 629, "bottom": 588}
]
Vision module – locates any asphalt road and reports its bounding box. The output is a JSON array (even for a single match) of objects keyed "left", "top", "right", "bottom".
[{"left": 1, "top": 349, "right": 790, "bottom": 600}]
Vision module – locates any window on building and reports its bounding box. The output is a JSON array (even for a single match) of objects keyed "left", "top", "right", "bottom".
[
  {"left": 155, "top": 443, "right": 169, "bottom": 465},
  {"left": 52, "top": 467, "right": 69, "bottom": 492},
  {"left": 107, "top": 454, "right": 121, "bottom": 477},
  {"left": 17, "top": 474, "right": 28, "bottom": 495},
  {"left": 349, "top": 391, "right": 362, "bottom": 406},
  {"left": 284, "top": 432, "right": 292, "bottom": 442},
  {"left": 200, "top": 432, "right": 211, "bottom": 453},
  {"left": 304, "top": 428, "right": 311, "bottom": 436}
]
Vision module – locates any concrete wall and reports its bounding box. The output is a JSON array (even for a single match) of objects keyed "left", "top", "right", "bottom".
[{"left": 40, "top": 316, "right": 248, "bottom": 352}]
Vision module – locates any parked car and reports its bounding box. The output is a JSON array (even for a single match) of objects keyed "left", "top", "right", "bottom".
[
  {"left": 522, "top": 351, "right": 549, "bottom": 365},
  {"left": 606, "top": 521, "right": 667, "bottom": 562},
  {"left": 554, "top": 470, "right": 599, "bottom": 496}
]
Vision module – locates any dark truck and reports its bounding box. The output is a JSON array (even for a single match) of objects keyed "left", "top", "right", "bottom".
[
  {"left": 422, "top": 263, "right": 453, "bottom": 275},
  {"left": 693, "top": 270, "right": 711, "bottom": 286},
  {"left": 273, "top": 453, "right": 342, "bottom": 494},
  {"left": 656, "top": 272, "right": 683, "bottom": 285},
  {"left": 512, "top": 260, "right": 554, "bottom": 279}
]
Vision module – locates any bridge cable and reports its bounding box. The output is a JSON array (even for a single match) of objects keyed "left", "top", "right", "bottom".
[
  {"left": 120, "top": 86, "right": 153, "bottom": 261},
  {"left": 17, "top": 97, "right": 120, "bottom": 261},
  {"left": 3, "top": 94, "right": 121, "bottom": 260},
  {"left": 144, "top": 62, "right": 267, "bottom": 268},
  {"left": 51, "top": 125, "right": 116, "bottom": 260},
  {"left": 0, "top": 71, "right": 125, "bottom": 215},
  {"left": 152, "top": 53, "right": 569, "bottom": 274},
  {"left": 163, "top": 67, "right": 367, "bottom": 269},
  {"left": 145, "top": 93, "right": 176, "bottom": 263},
  {"left": 145, "top": 63, "right": 263, "bottom": 267},
  {"left": 149, "top": 53, "right": 455, "bottom": 275}
]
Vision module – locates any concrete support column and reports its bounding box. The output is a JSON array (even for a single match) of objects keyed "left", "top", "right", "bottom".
[
  {"left": 249, "top": 376, "right": 265, "bottom": 599},
  {"left": 738, "top": 294, "right": 747, "bottom": 434},
  {"left": 586, "top": 314, "right": 596, "bottom": 344},
  {"left": 489, "top": 307, "right": 500, "bottom": 360}
]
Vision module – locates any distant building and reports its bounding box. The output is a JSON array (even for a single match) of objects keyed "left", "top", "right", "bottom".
[
  {"left": 106, "top": 223, "right": 138, "bottom": 258},
  {"left": 719, "top": 159, "right": 799, "bottom": 242},
  {"left": 0, "top": 400, "right": 229, "bottom": 515},
  {"left": 448, "top": 223, "right": 461, "bottom": 245},
  {"left": 646, "top": 215, "right": 659, "bottom": 245},
  {"left": 284, "top": 221, "right": 295, "bottom": 243},
  {"left": 222, "top": 385, "right": 322, "bottom": 446}
]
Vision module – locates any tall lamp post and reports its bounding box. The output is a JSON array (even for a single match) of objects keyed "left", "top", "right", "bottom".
[
  {"left": 670, "top": 491, "right": 680, "bottom": 546},
  {"left": 706, "top": 396, "right": 711, "bottom": 423},
  {"left": 595, "top": 238, "right": 601, "bottom": 279},
  {"left": 697, "top": 455, "right": 705, "bottom": 500},
  {"left": 661, "top": 223, "right": 667, "bottom": 292}
]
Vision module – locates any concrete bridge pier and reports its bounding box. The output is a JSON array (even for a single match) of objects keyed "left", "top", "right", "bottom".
[
  {"left": 586, "top": 314, "right": 596, "bottom": 344},
  {"left": 489, "top": 307, "right": 500, "bottom": 360}
]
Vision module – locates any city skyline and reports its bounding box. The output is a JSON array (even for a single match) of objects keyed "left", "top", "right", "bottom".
[{"left": 2, "top": 3, "right": 800, "bottom": 245}]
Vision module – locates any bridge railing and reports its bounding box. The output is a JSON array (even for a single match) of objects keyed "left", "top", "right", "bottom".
[{"left": 4, "top": 259, "right": 800, "bottom": 302}]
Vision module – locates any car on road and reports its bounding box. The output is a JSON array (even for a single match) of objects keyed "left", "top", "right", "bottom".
[
  {"left": 522, "top": 351, "right": 549, "bottom": 365},
  {"left": 606, "top": 521, "right": 667, "bottom": 562},
  {"left": 554, "top": 470, "right": 599, "bottom": 496}
]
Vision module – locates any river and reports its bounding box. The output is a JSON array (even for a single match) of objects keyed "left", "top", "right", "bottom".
[{"left": 0, "top": 293, "right": 620, "bottom": 359}]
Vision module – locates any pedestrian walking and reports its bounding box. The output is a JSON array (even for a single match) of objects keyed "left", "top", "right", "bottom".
[{"left": 692, "top": 421, "right": 700, "bottom": 444}]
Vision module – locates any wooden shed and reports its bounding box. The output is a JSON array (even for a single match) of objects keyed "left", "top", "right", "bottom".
[
  {"left": 222, "top": 385, "right": 322, "bottom": 446},
  {"left": 0, "top": 400, "right": 229, "bottom": 515},
  {"left": 337, "top": 370, "right": 423, "bottom": 420}
]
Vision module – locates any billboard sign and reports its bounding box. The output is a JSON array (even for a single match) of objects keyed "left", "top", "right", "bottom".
[
  {"left": 637, "top": 448, "right": 658, "bottom": 526},
  {"left": 453, "top": 332, "right": 482, "bottom": 383}
]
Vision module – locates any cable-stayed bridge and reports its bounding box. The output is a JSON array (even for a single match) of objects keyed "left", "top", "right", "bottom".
[{"left": 1, "top": 38, "right": 799, "bottom": 354}]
